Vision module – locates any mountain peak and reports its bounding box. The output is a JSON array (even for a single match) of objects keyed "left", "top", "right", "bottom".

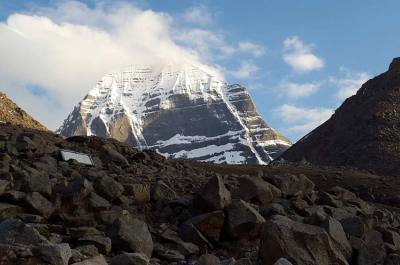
[
  {"left": 58, "top": 63, "right": 290, "bottom": 164},
  {"left": 388, "top": 57, "right": 400, "bottom": 73},
  {"left": 0, "top": 91, "right": 47, "bottom": 131},
  {"left": 282, "top": 57, "right": 400, "bottom": 176}
]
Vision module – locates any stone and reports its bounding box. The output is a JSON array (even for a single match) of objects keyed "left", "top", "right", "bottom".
[
  {"left": 178, "top": 223, "right": 213, "bottom": 248},
  {"left": 315, "top": 191, "right": 342, "bottom": 208},
  {"left": 259, "top": 215, "right": 349, "bottom": 265},
  {"left": 232, "top": 176, "right": 281, "bottom": 205},
  {"left": 0, "top": 202, "right": 22, "bottom": 221},
  {"left": 107, "top": 215, "right": 153, "bottom": 257},
  {"left": 75, "top": 245, "right": 99, "bottom": 257},
  {"left": 385, "top": 254, "right": 400, "bottom": 265},
  {"left": 266, "top": 174, "right": 314, "bottom": 197},
  {"left": 197, "top": 254, "right": 220, "bottom": 265},
  {"left": 94, "top": 175, "right": 124, "bottom": 201},
  {"left": 151, "top": 180, "right": 176, "bottom": 203},
  {"left": 321, "top": 217, "right": 352, "bottom": 259},
  {"left": 102, "top": 145, "right": 129, "bottom": 167},
  {"left": 0, "top": 179, "right": 9, "bottom": 195},
  {"left": 159, "top": 229, "right": 199, "bottom": 256},
  {"left": 124, "top": 183, "right": 151, "bottom": 204},
  {"left": 381, "top": 230, "right": 400, "bottom": 251},
  {"left": 78, "top": 235, "right": 112, "bottom": 254},
  {"left": 88, "top": 192, "right": 111, "bottom": 210},
  {"left": 71, "top": 255, "right": 108, "bottom": 265},
  {"left": 26, "top": 192, "right": 54, "bottom": 218},
  {"left": 225, "top": 199, "right": 265, "bottom": 239},
  {"left": 24, "top": 173, "right": 52, "bottom": 196},
  {"left": 259, "top": 203, "right": 286, "bottom": 218},
  {"left": 111, "top": 252, "right": 150, "bottom": 265},
  {"left": 340, "top": 216, "right": 365, "bottom": 238},
  {"left": 273, "top": 258, "right": 293, "bottom": 265},
  {"left": 183, "top": 211, "right": 224, "bottom": 242},
  {"left": 0, "top": 219, "right": 49, "bottom": 246},
  {"left": 193, "top": 175, "right": 231, "bottom": 212},
  {"left": 330, "top": 186, "right": 357, "bottom": 201},
  {"left": 34, "top": 243, "right": 72, "bottom": 265}
]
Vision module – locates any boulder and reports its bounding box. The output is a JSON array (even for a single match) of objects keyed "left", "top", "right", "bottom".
[
  {"left": 385, "top": 254, "right": 400, "bottom": 265},
  {"left": 178, "top": 223, "right": 213, "bottom": 248},
  {"left": 381, "top": 229, "right": 400, "bottom": 251},
  {"left": 183, "top": 211, "right": 224, "bottom": 242},
  {"left": 225, "top": 199, "right": 265, "bottom": 239},
  {"left": 94, "top": 175, "right": 124, "bottom": 201},
  {"left": 88, "top": 192, "right": 111, "bottom": 210},
  {"left": 232, "top": 176, "right": 281, "bottom": 205},
  {"left": 77, "top": 235, "right": 112, "bottom": 254},
  {"left": 71, "top": 255, "right": 108, "bottom": 265},
  {"left": 34, "top": 243, "right": 72, "bottom": 265},
  {"left": 193, "top": 175, "right": 231, "bottom": 212},
  {"left": 273, "top": 258, "right": 293, "bottom": 265},
  {"left": 107, "top": 215, "right": 153, "bottom": 257},
  {"left": 124, "top": 183, "right": 150, "bottom": 204},
  {"left": 266, "top": 174, "right": 314, "bottom": 197},
  {"left": 197, "top": 254, "right": 220, "bottom": 265},
  {"left": 340, "top": 216, "right": 365, "bottom": 238},
  {"left": 0, "top": 202, "right": 22, "bottom": 221},
  {"left": 321, "top": 217, "right": 352, "bottom": 259},
  {"left": 151, "top": 181, "right": 176, "bottom": 203},
  {"left": 26, "top": 192, "right": 54, "bottom": 218},
  {"left": 259, "top": 215, "right": 349, "bottom": 265},
  {"left": 0, "top": 219, "right": 49, "bottom": 246},
  {"left": 110, "top": 252, "right": 149, "bottom": 265}
]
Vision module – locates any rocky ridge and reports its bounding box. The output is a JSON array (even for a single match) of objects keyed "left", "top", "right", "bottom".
[
  {"left": 57, "top": 63, "right": 290, "bottom": 164},
  {"left": 0, "top": 91, "right": 47, "bottom": 131},
  {"left": 0, "top": 123, "right": 400, "bottom": 265},
  {"left": 282, "top": 58, "right": 400, "bottom": 176}
]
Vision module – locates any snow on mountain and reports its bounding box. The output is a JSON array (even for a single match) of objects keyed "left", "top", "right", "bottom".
[{"left": 57, "top": 63, "right": 291, "bottom": 164}]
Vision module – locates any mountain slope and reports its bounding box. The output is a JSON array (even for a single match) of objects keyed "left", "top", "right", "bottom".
[
  {"left": 58, "top": 63, "right": 290, "bottom": 164},
  {"left": 282, "top": 58, "right": 400, "bottom": 176},
  {"left": 0, "top": 91, "right": 47, "bottom": 131}
]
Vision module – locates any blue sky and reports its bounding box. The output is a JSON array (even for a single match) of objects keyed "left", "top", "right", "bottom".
[{"left": 0, "top": 1, "right": 399, "bottom": 141}]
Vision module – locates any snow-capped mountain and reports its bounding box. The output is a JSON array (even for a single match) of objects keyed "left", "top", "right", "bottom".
[{"left": 57, "top": 63, "right": 291, "bottom": 164}]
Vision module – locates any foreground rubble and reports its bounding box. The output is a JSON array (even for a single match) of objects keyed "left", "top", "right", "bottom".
[{"left": 0, "top": 123, "right": 400, "bottom": 265}]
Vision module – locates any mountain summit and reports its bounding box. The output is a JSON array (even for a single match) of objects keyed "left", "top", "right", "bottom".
[
  {"left": 0, "top": 91, "right": 47, "bottom": 131},
  {"left": 282, "top": 58, "right": 400, "bottom": 176},
  {"left": 58, "top": 63, "right": 290, "bottom": 164}
]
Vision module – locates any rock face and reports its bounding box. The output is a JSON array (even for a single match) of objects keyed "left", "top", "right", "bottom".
[
  {"left": 57, "top": 63, "right": 290, "bottom": 164},
  {"left": 282, "top": 58, "right": 400, "bottom": 176},
  {"left": 0, "top": 91, "right": 47, "bottom": 131}
]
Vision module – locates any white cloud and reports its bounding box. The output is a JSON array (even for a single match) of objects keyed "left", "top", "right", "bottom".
[
  {"left": 331, "top": 71, "right": 370, "bottom": 100},
  {"left": 175, "top": 28, "right": 235, "bottom": 60},
  {"left": 282, "top": 36, "right": 324, "bottom": 72},
  {"left": 282, "top": 82, "right": 321, "bottom": 99},
  {"left": 238, "top": 41, "right": 266, "bottom": 57},
  {"left": 274, "top": 104, "right": 333, "bottom": 134},
  {"left": 0, "top": 1, "right": 233, "bottom": 130},
  {"left": 182, "top": 5, "right": 213, "bottom": 26},
  {"left": 228, "top": 62, "right": 259, "bottom": 79}
]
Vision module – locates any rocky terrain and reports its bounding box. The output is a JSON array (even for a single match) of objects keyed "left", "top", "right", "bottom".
[
  {"left": 282, "top": 58, "right": 400, "bottom": 176},
  {"left": 1, "top": 123, "right": 400, "bottom": 265},
  {"left": 58, "top": 63, "right": 290, "bottom": 164},
  {"left": 0, "top": 92, "right": 47, "bottom": 131}
]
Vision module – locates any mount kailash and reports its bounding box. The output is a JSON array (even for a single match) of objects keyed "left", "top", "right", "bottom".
[{"left": 58, "top": 63, "right": 290, "bottom": 164}]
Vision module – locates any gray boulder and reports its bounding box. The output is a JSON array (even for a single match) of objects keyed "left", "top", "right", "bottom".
[
  {"left": 259, "top": 215, "right": 349, "bottom": 265},
  {"left": 110, "top": 252, "right": 149, "bottom": 265},
  {"left": 225, "top": 199, "right": 265, "bottom": 239},
  {"left": 193, "top": 175, "right": 231, "bottom": 212}
]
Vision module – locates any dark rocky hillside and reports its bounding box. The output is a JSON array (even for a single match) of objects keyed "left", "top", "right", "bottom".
[
  {"left": 282, "top": 58, "right": 400, "bottom": 176},
  {"left": 1, "top": 123, "right": 400, "bottom": 265}
]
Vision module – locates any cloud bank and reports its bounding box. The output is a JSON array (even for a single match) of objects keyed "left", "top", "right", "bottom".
[
  {"left": 274, "top": 104, "right": 333, "bottom": 134},
  {"left": 0, "top": 1, "right": 267, "bottom": 130}
]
